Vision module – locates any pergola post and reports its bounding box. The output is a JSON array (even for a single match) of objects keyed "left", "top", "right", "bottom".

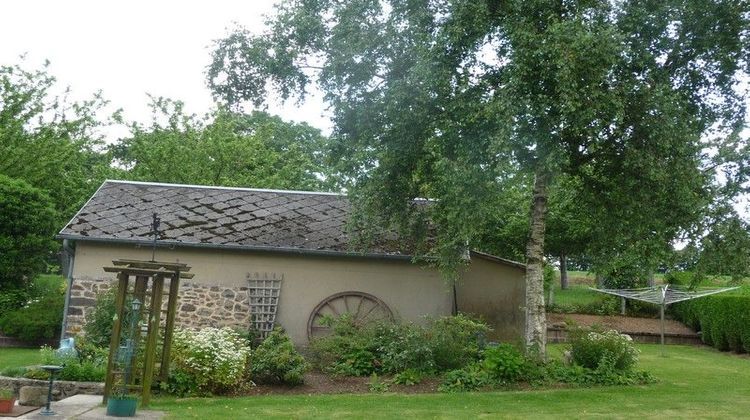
[
  {"left": 103, "top": 272, "right": 129, "bottom": 403},
  {"left": 101, "top": 259, "right": 193, "bottom": 408},
  {"left": 160, "top": 273, "right": 181, "bottom": 381},
  {"left": 140, "top": 274, "right": 164, "bottom": 407}
]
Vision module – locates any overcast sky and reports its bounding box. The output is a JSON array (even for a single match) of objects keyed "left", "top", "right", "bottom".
[{"left": 0, "top": 0, "right": 330, "bottom": 139}]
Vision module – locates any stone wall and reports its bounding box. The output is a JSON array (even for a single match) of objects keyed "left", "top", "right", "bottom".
[
  {"left": 0, "top": 376, "right": 103, "bottom": 400},
  {"left": 65, "top": 277, "right": 254, "bottom": 337}
]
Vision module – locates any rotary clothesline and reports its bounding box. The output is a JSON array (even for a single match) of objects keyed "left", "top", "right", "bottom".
[
  {"left": 590, "top": 284, "right": 739, "bottom": 305},
  {"left": 589, "top": 284, "right": 739, "bottom": 354}
]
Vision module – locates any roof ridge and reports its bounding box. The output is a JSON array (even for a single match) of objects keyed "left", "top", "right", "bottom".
[{"left": 104, "top": 179, "right": 347, "bottom": 197}]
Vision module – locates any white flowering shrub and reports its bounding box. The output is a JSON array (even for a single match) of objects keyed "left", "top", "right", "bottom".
[
  {"left": 569, "top": 328, "right": 639, "bottom": 371},
  {"left": 168, "top": 327, "right": 251, "bottom": 395}
]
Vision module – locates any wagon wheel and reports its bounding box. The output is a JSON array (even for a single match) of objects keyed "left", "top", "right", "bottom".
[{"left": 307, "top": 291, "right": 393, "bottom": 340}]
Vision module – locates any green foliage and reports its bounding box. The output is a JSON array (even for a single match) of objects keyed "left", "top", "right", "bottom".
[
  {"left": 673, "top": 292, "right": 750, "bottom": 353},
  {"left": 0, "top": 294, "right": 63, "bottom": 341},
  {"left": 207, "top": 0, "right": 748, "bottom": 285},
  {"left": 392, "top": 369, "right": 422, "bottom": 386},
  {"left": 372, "top": 322, "right": 436, "bottom": 374},
  {"left": 0, "top": 288, "right": 29, "bottom": 319},
  {"left": 0, "top": 274, "right": 65, "bottom": 341},
  {"left": 112, "top": 100, "right": 337, "bottom": 191},
  {"left": 544, "top": 359, "right": 655, "bottom": 387},
  {"left": 0, "top": 366, "right": 27, "bottom": 378},
  {"left": 310, "top": 315, "right": 490, "bottom": 376},
  {"left": 0, "top": 174, "right": 58, "bottom": 290},
  {"left": 482, "top": 344, "right": 527, "bottom": 383},
  {"left": 438, "top": 364, "right": 491, "bottom": 393},
  {"left": 367, "top": 373, "right": 390, "bottom": 393},
  {"left": 664, "top": 271, "right": 705, "bottom": 289},
  {"left": 568, "top": 328, "right": 639, "bottom": 371},
  {"left": 22, "top": 368, "right": 49, "bottom": 380},
  {"left": 168, "top": 327, "right": 251, "bottom": 396},
  {"left": 543, "top": 263, "right": 556, "bottom": 292},
  {"left": 39, "top": 343, "right": 107, "bottom": 382},
  {"left": 0, "top": 62, "right": 112, "bottom": 228},
  {"left": 427, "top": 314, "right": 490, "bottom": 371},
  {"left": 698, "top": 215, "right": 750, "bottom": 282},
  {"left": 250, "top": 328, "right": 308, "bottom": 385},
  {"left": 83, "top": 289, "right": 133, "bottom": 348},
  {"left": 547, "top": 286, "right": 621, "bottom": 316}
]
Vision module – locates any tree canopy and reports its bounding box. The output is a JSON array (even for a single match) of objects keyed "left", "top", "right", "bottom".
[
  {"left": 0, "top": 62, "right": 113, "bottom": 225},
  {"left": 0, "top": 174, "right": 57, "bottom": 290},
  {"left": 209, "top": 0, "right": 750, "bottom": 355},
  {"left": 111, "top": 97, "right": 337, "bottom": 191}
]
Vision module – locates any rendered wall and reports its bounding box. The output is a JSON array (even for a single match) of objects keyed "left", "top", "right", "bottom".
[
  {"left": 68, "top": 242, "right": 454, "bottom": 345},
  {"left": 455, "top": 256, "right": 526, "bottom": 342}
]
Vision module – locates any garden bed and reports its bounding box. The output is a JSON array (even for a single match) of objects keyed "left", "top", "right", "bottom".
[
  {"left": 547, "top": 313, "right": 696, "bottom": 335},
  {"left": 546, "top": 313, "right": 701, "bottom": 345},
  {"left": 245, "top": 371, "right": 441, "bottom": 395}
]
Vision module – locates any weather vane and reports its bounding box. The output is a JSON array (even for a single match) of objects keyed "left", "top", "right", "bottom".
[{"left": 150, "top": 212, "right": 161, "bottom": 262}]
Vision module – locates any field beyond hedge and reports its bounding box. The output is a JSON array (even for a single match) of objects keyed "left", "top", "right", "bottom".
[{"left": 151, "top": 344, "right": 750, "bottom": 419}]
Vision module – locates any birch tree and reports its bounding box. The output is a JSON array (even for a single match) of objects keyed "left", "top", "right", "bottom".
[{"left": 208, "top": 0, "right": 749, "bottom": 356}]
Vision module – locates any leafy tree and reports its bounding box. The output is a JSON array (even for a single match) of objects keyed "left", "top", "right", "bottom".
[
  {"left": 208, "top": 0, "right": 749, "bottom": 355},
  {"left": 0, "top": 62, "right": 113, "bottom": 225},
  {"left": 698, "top": 213, "right": 750, "bottom": 282},
  {"left": 0, "top": 174, "right": 58, "bottom": 290},
  {"left": 111, "top": 97, "right": 337, "bottom": 191}
]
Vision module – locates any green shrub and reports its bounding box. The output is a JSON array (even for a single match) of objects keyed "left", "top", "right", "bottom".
[
  {"left": 0, "top": 366, "right": 27, "bottom": 378},
  {"left": 0, "top": 174, "right": 58, "bottom": 291},
  {"left": 168, "top": 327, "right": 251, "bottom": 395},
  {"left": 393, "top": 369, "right": 422, "bottom": 385},
  {"left": 372, "top": 322, "right": 435, "bottom": 374},
  {"left": 427, "top": 314, "right": 489, "bottom": 371},
  {"left": 673, "top": 293, "right": 750, "bottom": 353},
  {"left": 23, "top": 368, "right": 50, "bottom": 380},
  {"left": 310, "top": 314, "right": 490, "bottom": 377},
  {"left": 569, "top": 328, "right": 639, "bottom": 371},
  {"left": 438, "top": 363, "right": 490, "bottom": 392},
  {"left": 545, "top": 359, "right": 655, "bottom": 386},
  {"left": 83, "top": 289, "right": 126, "bottom": 348},
  {"left": 39, "top": 343, "right": 106, "bottom": 382},
  {"left": 368, "top": 373, "right": 390, "bottom": 392},
  {"left": 664, "top": 271, "right": 704, "bottom": 288},
  {"left": 548, "top": 295, "right": 621, "bottom": 316},
  {"left": 0, "top": 292, "right": 64, "bottom": 341},
  {"left": 0, "top": 288, "right": 30, "bottom": 319},
  {"left": 482, "top": 344, "right": 527, "bottom": 383},
  {"left": 250, "top": 328, "right": 308, "bottom": 385}
]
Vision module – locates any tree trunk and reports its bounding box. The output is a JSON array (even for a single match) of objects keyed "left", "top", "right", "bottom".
[
  {"left": 560, "top": 252, "right": 568, "bottom": 290},
  {"left": 647, "top": 270, "right": 655, "bottom": 287},
  {"left": 525, "top": 171, "right": 549, "bottom": 358},
  {"left": 596, "top": 273, "right": 604, "bottom": 288}
]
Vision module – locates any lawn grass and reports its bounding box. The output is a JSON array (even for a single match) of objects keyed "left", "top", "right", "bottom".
[
  {"left": 0, "top": 347, "right": 41, "bottom": 370},
  {"left": 150, "top": 344, "right": 750, "bottom": 419}
]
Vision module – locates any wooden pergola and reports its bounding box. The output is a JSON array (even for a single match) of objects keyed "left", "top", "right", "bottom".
[{"left": 102, "top": 259, "right": 193, "bottom": 406}]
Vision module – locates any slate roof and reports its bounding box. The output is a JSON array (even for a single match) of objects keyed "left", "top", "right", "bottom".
[{"left": 58, "top": 180, "right": 415, "bottom": 257}]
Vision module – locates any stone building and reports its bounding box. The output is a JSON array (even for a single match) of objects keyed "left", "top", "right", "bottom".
[{"left": 58, "top": 180, "right": 525, "bottom": 345}]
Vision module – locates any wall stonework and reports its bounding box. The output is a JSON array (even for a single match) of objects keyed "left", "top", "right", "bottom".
[
  {"left": 65, "top": 277, "right": 255, "bottom": 337},
  {"left": 175, "top": 282, "right": 253, "bottom": 329}
]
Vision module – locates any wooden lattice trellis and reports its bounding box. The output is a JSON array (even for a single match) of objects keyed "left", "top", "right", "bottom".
[{"left": 246, "top": 272, "right": 283, "bottom": 339}]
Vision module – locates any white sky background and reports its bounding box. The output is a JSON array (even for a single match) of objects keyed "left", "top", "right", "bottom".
[{"left": 0, "top": 0, "right": 330, "bottom": 138}]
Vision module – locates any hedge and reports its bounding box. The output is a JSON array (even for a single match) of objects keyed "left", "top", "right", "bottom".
[{"left": 673, "top": 294, "right": 750, "bottom": 353}]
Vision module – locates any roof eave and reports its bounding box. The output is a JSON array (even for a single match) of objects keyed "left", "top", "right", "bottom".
[
  {"left": 469, "top": 250, "right": 527, "bottom": 270},
  {"left": 57, "top": 234, "right": 418, "bottom": 261}
]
